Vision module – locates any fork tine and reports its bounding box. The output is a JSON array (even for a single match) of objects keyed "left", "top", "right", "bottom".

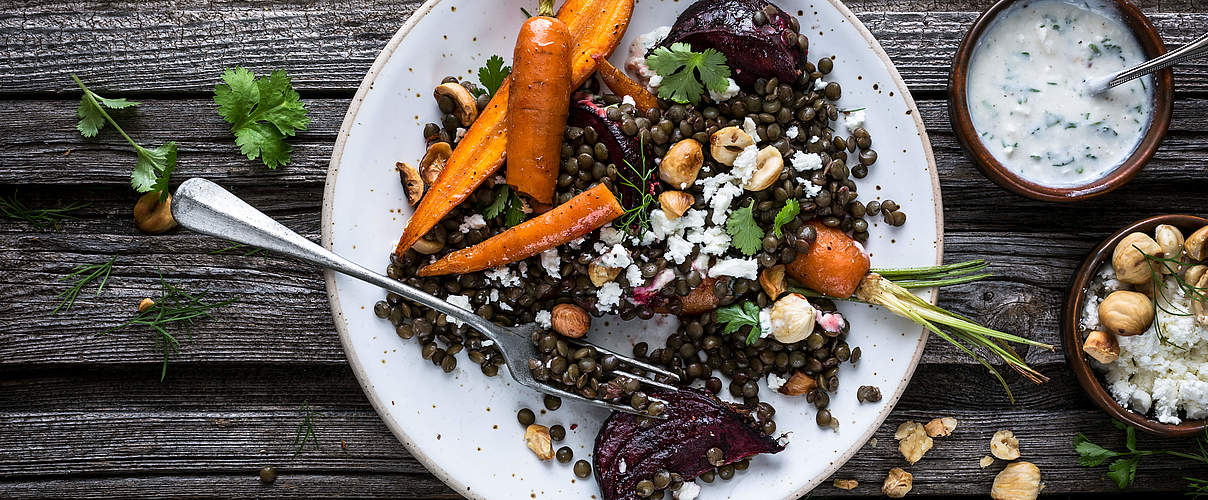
[
  {"left": 565, "top": 338, "right": 681, "bottom": 381},
  {"left": 533, "top": 383, "right": 666, "bottom": 419},
  {"left": 609, "top": 369, "right": 680, "bottom": 392}
]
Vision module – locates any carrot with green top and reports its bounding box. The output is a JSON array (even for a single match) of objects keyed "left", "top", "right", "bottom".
[
  {"left": 418, "top": 183, "right": 624, "bottom": 276},
  {"left": 507, "top": 0, "right": 573, "bottom": 205},
  {"left": 786, "top": 219, "right": 871, "bottom": 298},
  {"left": 395, "top": 0, "right": 634, "bottom": 257}
]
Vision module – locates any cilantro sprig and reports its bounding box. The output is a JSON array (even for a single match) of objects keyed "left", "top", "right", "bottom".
[
  {"left": 772, "top": 199, "right": 800, "bottom": 238},
  {"left": 72, "top": 75, "right": 176, "bottom": 199},
  {"left": 214, "top": 67, "right": 310, "bottom": 169},
  {"left": 476, "top": 55, "right": 511, "bottom": 98},
  {"left": 717, "top": 301, "right": 763, "bottom": 345},
  {"left": 725, "top": 200, "right": 764, "bottom": 256},
  {"left": 1075, "top": 421, "right": 1208, "bottom": 490},
  {"left": 646, "top": 42, "right": 732, "bottom": 105},
  {"left": 482, "top": 184, "right": 526, "bottom": 228}
]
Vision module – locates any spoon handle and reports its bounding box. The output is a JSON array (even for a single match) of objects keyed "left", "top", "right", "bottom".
[{"left": 1106, "top": 32, "right": 1208, "bottom": 90}]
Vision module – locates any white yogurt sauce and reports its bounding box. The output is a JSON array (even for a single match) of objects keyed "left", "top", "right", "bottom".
[{"left": 966, "top": 0, "right": 1153, "bottom": 187}]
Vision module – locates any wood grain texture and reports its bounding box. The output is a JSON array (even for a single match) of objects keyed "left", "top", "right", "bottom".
[{"left": 4, "top": 0, "right": 1208, "bottom": 498}]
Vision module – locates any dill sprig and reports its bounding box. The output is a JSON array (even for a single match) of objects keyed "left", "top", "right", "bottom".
[
  {"left": 293, "top": 401, "right": 321, "bottom": 457},
  {"left": 1138, "top": 245, "right": 1207, "bottom": 347},
  {"left": 101, "top": 273, "right": 236, "bottom": 380},
  {"left": 615, "top": 139, "right": 657, "bottom": 236},
  {"left": 52, "top": 256, "right": 117, "bottom": 315},
  {"left": 0, "top": 191, "right": 89, "bottom": 231}
]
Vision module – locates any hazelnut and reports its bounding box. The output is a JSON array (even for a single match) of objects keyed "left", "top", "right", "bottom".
[
  {"left": 658, "top": 191, "right": 694, "bottom": 219},
  {"left": 659, "top": 139, "right": 704, "bottom": 187},
  {"left": 420, "top": 142, "right": 453, "bottom": 185},
  {"left": 759, "top": 264, "right": 787, "bottom": 300},
  {"left": 1185, "top": 264, "right": 1207, "bottom": 289},
  {"left": 396, "top": 161, "right": 425, "bottom": 205},
  {"left": 1155, "top": 224, "right": 1185, "bottom": 263},
  {"left": 833, "top": 478, "right": 858, "bottom": 490},
  {"left": 778, "top": 371, "right": 817, "bottom": 396},
  {"left": 434, "top": 82, "right": 479, "bottom": 127},
  {"left": 138, "top": 298, "right": 156, "bottom": 313},
  {"left": 1112, "top": 232, "right": 1160, "bottom": 284},
  {"left": 924, "top": 416, "right": 958, "bottom": 437},
  {"left": 1082, "top": 330, "right": 1120, "bottom": 364},
  {"left": 894, "top": 421, "right": 934, "bottom": 464},
  {"left": 1187, "top": 225, "right": 1208, "bottom": 261},
  {"left": 523, "top": 424, "right": 555, "bottom": 461},
  {"left": 1193, "top": 273, "right": 1208, "bottom": 326},
  {"left": 990, "top": 429, "right": 1021, "bottom": 460},
  {"left": 991, "top": 461, "right": 1042, "bottom": 500},
  {"left": 767, "top": 293, "right": 816, "bottom": 343},
  {"left": 551, "top": 303, "right": 590, "bottom": 338},
  {"left": 411, "top": 235, "right": 445, "bottom": 255},
  {"left": 881, "top": 468, "right": 912, "bottom": 498},
  {"left": 587, "top": 260, "right": 621, "bottom": 287},
  {"left": 742, "top": 146, "right": 784, "bottom": 191},
  {"left": 709, "top": 126, "right": 754, "bottom": 166},
  {"left": 980, "top": 455, "right": 995, "bottom": 468},
  {"left": 1098, "top": 290, "right": 1154, "bottom": 336},
  {"left": 133, "top": 191, "right": 178, "bottom": 234}
]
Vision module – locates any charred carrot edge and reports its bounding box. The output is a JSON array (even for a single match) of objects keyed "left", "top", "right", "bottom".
[
  {"left": 593, "top": 55, "right": 659, "bottom": 112},
  {"left": 418, "top": 183, "right": 624, "bottom": 276},
  {"left": 786, "top": 220, "right": 871, "bottom": 298},
  {"left": 394, "top": 0, "right": 634, "bottom": 256},
  {"left": 506, "top": 2, "right": 573, "bottom": 205}
]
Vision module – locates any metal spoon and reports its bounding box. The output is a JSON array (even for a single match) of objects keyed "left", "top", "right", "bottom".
[{"left": 1087, "top": 32, "right": 1208, "bottom": 95}]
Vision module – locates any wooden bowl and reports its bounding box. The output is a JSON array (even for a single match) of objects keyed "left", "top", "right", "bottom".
[
  {"left": 1063, "top": 214, "right": 1208, "bottom": 437},
  {"left": 948, "top": 0, "right": 1174, "bottom": 202}
]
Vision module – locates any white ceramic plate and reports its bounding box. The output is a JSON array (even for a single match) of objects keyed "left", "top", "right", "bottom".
[{"left": 323, "top": 1, "right": 942, "bottom": 498}]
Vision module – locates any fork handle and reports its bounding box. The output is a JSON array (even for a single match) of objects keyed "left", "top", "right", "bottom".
[
  {"left": 171, "top": 178, "right": 497, "bottom": 334},
  {"left": 1106, "top": 31, "right": 1208, "bottom": 89}
]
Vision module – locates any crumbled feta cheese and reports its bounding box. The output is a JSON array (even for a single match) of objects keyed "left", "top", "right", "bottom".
[
  {"left": 485, "top": 266, "right": 521, "bottom": 287},
  {"left": 687, "top": 226, "right": 731, "bottom": 256},
  {"left": 709, "top": 182, "right": 744, "bottom": 225},
  {"left": 540, "top": 248, "right": 561, "bottom": 279},
  {"left": 455, "top": 127, "right": 467, "bottom": 142},
  {"left": 814, "top": 78, "right": 828, "bottom": 91},
  {"left": 731, "top": 145, "right": 760, "bottom": 184},
  {"left": 801, "top": 181, "right": 823, "bottom": 199},
  {"left": 743, "top": 116, "right": 762, "bottom": 143},
  {"left": 767, "top": 372, "right": 787, "bottom": 391},
  {"left": 600, "top": 226, "right": 625, "bottom": 245},
  {"left": 786, "top": 125, "right": 800, "bottom": 139},
  {"left": 618, "top": 458, "right": 627, "bottom": 474},
  {"left": 445, "top": 295, "right": 472, "bottom": 327},
  {"left": 664, "top": 234, "right": 693, "bottom": 264},
  {"left": 672, "top": 481, "right": 701, "bottom": 500},
  {"left": 518, "top": 261, "right": 528, "bottom": 276},
  {"left": 759, "top": 308, "right": 773, "bottom": 339},
  {"left": 791, "top": 152, "right": 824, "bottom": 172},
  {"left": 626, "top": 264, "right": 644, "bottom": 287},
  {"left": 599, "top": 244, "right": 633, "bottom": 269},
  {"left": 489, "top": 289, "right": 499, "bottom": 303},
  {"left": 708, "top": 77, "right": 740, "bottom": 102},
  {"left": 622, "top": 95, "right": 637, "bottom": 107},
  {"left": 499, "top": 301, "right": 513, "bottom": 312},
  {"left": 596, "top": 282, "right": 624, "bottom": 312},
  {"left": 709, "top": 258, "right": 759, "bottom": 280},
  {"left": 535, "top": 310, "right": 552, "bottom": 329},
  {"left": 648, "top": 74, "right": 663, "bottom": 89},
  {"left": 458, "top": 214, "right": 487, "bottom": 233},
  {"left": 843, "top": 109, "right": 866, "bottom": 130},
  {"left": 568, "top": 236, "right": 585, "bottom": 249}
]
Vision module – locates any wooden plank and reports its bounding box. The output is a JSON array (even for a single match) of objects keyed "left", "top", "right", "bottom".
[
  {"left": 1, "top": 3, "right": 1207, "bottom": 94},
  {"left": 1, "top": 364, "right": 1205, "bottom": 497}
]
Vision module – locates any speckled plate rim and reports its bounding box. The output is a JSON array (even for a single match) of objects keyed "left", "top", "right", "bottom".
[{"left": 320, "top": 0, "right": 944, "bottom": 497}]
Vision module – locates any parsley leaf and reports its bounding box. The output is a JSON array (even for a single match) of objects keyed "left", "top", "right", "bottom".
[
  {"left": 504, "top": 198, "right": 527, "bottom": 227},
  {"left": 646, "top": 43, "right": 731, "bottom": 105},
  {"left": 72, "top": 75, "right": 175, "bottom": 196},
  {"left": 482, "top": 184, "right": 527, "bottom": 227},
  {"left": 717, "top": 301, "right": 762, "bottom": 345},
  {"left": 1106, "top": 457, "right": 1139, "bottom": 489},
  {"left": 725, "top": 201, "right": 764, "bottom": 256},
  {"left": 214, "top": 67, "right": 310, "bottom": 169},
  {"left": 772, "top": 199, "right": 800, "bottom": 238},
  {"left": 1074, "top": 433, "right": 1120, "bottom": 467},
  {"left": 477, "top": 55, "right": 511, "bottom": 98},
  {"left": 483, "top": 185, "right": 511, "bottom": 219}
]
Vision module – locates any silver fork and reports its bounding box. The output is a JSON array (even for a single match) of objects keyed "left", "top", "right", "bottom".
[{"left": 171, "top": 178, "right": 680, "bottom": 417}]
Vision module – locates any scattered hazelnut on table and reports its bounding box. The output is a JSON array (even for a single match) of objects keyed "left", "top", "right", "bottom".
[
  {"left": 138, "top": 298, "right": 156, "bottom": 313},
  {"left": 832, "top": 478, "right": 858, "bottom": 490},
  {"left": 523, "top": 424, "right": 554, "bottom": 461},
  {"left": 991, "top": 461, "right": 1043, "bottom": 500},
  {"left": 881, "top": 467, "right": 912, "bottom": 498},
  {"left": 133, "top": 191, "right": 177, "bottom": 234},
  {"left": 990, "top": 429, "right": 1021, "bottom": 460},
  {"left": 924, "top": 416, "right": 958, "bottom": 438},
  {"left": 894, "top": 421, "right": 933, "bottom": 465},
  {"left": 980, "top": 455, "right": 995, "bottom": 468}
]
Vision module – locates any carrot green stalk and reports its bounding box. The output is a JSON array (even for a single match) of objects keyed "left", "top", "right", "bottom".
[
  {"left": 418, "top": 183, "right": 624, "bottom": 276},
  {"left": 395, "top": 0, "right": 635, "bottom": 257},
  {"left": 593, "top": 54, "right": 660, "bottom": 112},
  {"left": 507, "top": 0, "right": 573, "bottom": 205}
]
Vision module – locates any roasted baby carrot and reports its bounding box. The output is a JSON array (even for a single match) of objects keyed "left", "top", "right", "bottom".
[
  {"left": 418, "top": 183, "right": 624, "bottom": 276},
  {"left": 786, "top": 220, "right": 871, "bottom": 298},
  {"left": 395, "top": 0, "right": 634, "bottom": 256},
  {"left": 507, "top": 0, "right": 573, "bottom": 205},
  {"left": 593, "top": 55, "right": 659, "bottom": 112}
]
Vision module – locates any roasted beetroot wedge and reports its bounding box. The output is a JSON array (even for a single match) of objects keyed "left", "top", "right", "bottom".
[
  {"left": 593, "top": 388, "right": 785, "bottom": 500},
  {"left": 569, "top": 99, "right": 657, "bottom": 232},
  {"left": 658, "top": 0, "right": 806, "bottom": 86}
]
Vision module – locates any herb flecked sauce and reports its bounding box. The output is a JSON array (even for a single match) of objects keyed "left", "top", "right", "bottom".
[{"left": 967, "top": 0, "right": 1153, "bottom": 187}]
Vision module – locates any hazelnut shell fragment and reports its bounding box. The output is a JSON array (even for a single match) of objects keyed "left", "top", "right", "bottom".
[
  {"left": 990, "top": 429, "right": 1021, "bottom": 460},
  {"left": 523, "top": 424, "right": 555, "bottom": 461},
  {"left": 882, "top": 467, "right": 913, "bottom": 498},
  {"left": 396, "top": 161, "right": 425, "bottom": 205},
  {"left": 778, "top": 371, "right": 817, "bottom": 396},
  {"left": 991, "top": 461, "right": 1042, "bottom": 500},
  {"left": 924, "top": 416, "right": 958, "bottom": 437},
  {"left": 658, "top": 191, "right": 694, "bottom": 219}
]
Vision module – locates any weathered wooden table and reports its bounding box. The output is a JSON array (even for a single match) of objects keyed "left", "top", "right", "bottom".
[{"left": 3, "top": 0, "right": 1208, "bottom": 497}]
